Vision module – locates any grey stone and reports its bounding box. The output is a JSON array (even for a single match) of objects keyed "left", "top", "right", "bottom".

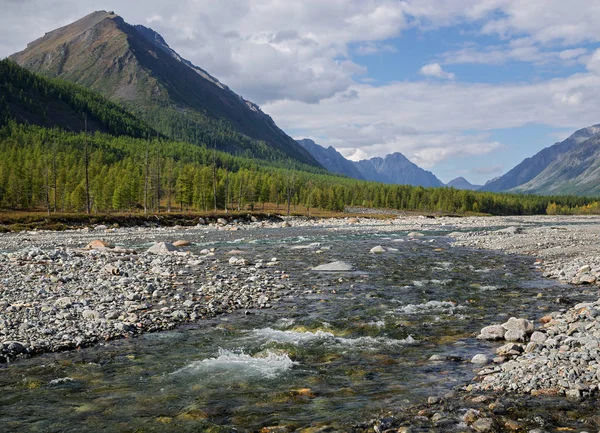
[
  {"left": 147, "top": 242, "right": 178, "bottom": 254},
  {"left": 82, "top": 309, "right": 102, "bottom": 321},
  {"left": 54, "top": 297, "right": 73, "bottom": 308},
  {"left": 311, "top": 261, "right": 354, "bottom": 272},
  {"left": 471, "top": 354, "right": 489, "bottom": 364},
  {"left": 477, "top": 324, "right": 506, "bottom": 341},
  {"left": 530, "top": 331, "right": 547, "bottom": 343}
]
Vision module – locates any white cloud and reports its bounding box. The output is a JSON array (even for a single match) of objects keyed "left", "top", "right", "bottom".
[
  {"left": 560, "top": 48, "right": 587, "bottom": 60},
  {"left": 402, "top": 0, "right": 600, "bottom": 46},
  {"left": 586, "top": 48, "right": 600, "bottom": 75},
  {"left": 420, "top": 62, "right": 456, "bottom": 79},
  {"left": 339, "top": 148, "right": 370, "bottom": 161},
  {"left": 264, "top": 72, "right": 600, "bottom": 167},
  {"left": 442, "top": 42, "right": 587, "bottom": 67},
  {"left": 355, "top": 42, "right": 398, "bottom": 56},
  {"left": 146, "top": 14, "right": 162, "bottom": 24}
]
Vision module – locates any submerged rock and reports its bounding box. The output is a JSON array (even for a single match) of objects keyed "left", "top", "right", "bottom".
[
  {"left": 311, "top": 261, "right": 354, "bottom": 272},
  {"left": 85, "top": 240, "right": 113, "bottom": 250}
]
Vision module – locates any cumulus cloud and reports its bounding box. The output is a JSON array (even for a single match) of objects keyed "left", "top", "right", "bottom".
[
  {"left": 264, "top": 72, "right": 600, "bottom": 166},
  {"left": 442, "top": 43, "right": 587, "bottom": 67},
  {"left": 420, "top": 63, "right": 455, "bottom": 79},
  {"left": 338, "top": 148, "right": 370, "bottom": 161},
  {"left": 402, "top": 0, "right": 600, "bottom": 46}
]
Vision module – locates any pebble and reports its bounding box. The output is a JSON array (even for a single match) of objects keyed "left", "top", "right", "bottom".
[{"left": 0, "top": 230, "right": 295, "bottom": 362}]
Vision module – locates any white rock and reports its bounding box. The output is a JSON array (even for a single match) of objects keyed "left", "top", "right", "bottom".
[
  {"left": 147, "top": 242, "right": 178, "bottom": 254},
  {"left": 370, "top": 246, "right": 386, "bottom": 254},
  {"left": 477, "top": 324, "right": 506, "bottom": 341},
  {"left": 471, "top": 354, "right": 489, "bottom": 364},
  {"left": 529, "top": 331, "right": 547, "bottom": 343},
  {"left": 311, "top": 261, "right": 354, "bottom": 272}
]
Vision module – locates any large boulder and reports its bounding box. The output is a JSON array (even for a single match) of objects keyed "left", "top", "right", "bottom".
[
  {"left": 501, "top": 317, "right": 534, "bottom": 342},
  {"left": 477, "top": 324, "right": 506, "bottom": 341}
]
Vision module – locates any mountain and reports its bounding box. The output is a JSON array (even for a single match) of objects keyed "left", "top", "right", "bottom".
[
  {"left": 9, "top": 11, "right": 319, "bottom": 166},
  {"left": 511, "top": 135, "right": 600, "bottom": 196},
  {"left": 480, "top": 125, "right": 600, "bottom": 192},
  {"left": 446, "top": 177, "right": 482, "bottom": 190},
  {"left": 297, "top": 139, "right": 364, "bottom": 179},
  {"left": 0, "top": 59, "right": 155, "bottom": 138},
  {"left": 354, "top": 153, "right": 444, "bottom": 187},
  {"left": 296, "top": 139, "right": 443, "bottom": 187}
]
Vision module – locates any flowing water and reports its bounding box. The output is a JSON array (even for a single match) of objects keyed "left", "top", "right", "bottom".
[{"left": 0, "top": 225, "right": 596, "bottom": 432}]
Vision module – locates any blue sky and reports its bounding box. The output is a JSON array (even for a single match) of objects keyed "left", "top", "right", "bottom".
[{"left": 3, "top": 1, "right": 600, "bottom": 184}]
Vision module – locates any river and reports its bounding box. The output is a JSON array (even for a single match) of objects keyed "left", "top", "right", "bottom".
[{"left": 0, "top": 224, "right": 596, "bottom": 432}]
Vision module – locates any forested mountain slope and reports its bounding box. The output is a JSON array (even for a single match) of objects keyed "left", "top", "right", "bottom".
[{"left": 0, "top": 59, "right": 155, "bottom": 138}]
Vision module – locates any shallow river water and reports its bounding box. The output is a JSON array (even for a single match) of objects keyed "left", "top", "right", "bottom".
[{"left": 0, "top": 225, "right": 597, "bottom": 432}]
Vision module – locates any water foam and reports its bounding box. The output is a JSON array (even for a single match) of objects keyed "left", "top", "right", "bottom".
[
  {"left": 396, "top": 300, "right": 465, "bottom": 315},
  {"left": 172, "top": 348, "right": 296, "bottom": 379},
  {"left": 250, "top": 327, "right": 335, "bottom": 344},
  {"left": 249, "top": 327, "right": 416, "bottom": 350},
  {"left": 413, "top": 279, "right": 452, "bottom": 287},
  {"left": 334, "top": 335, "right": 416, "bottom": 349}
]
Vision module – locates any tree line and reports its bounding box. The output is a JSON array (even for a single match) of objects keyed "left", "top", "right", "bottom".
[{"left": 1, "top": 122, "right": 598, "bottom": 216}]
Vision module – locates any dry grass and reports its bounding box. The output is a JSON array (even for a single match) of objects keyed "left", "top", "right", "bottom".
[{"left": 0, "top": 204, "right": 485, "bottom": 232}]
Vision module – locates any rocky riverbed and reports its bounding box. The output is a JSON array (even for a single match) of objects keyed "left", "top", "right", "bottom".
[
  {"left": 447, "top": 216, "right": 600, "bottom": 406},
  {"left": 2, "top": 214, "right": 600, "bottom": 365},
  {"left": 2, "top": 214, "right": 600, "bottom": 432},
  {"left": 0, "top": 218, "right": 300, "bottom": 362}
]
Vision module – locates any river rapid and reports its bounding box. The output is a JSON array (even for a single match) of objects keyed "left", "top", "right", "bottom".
[{"left": 1, "top": 222, "right": 598, "bottom": 432}]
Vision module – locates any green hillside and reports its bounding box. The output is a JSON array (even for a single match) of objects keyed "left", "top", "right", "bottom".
[{"left": 0, "top": 59, "right": 155, "bottom": 137}]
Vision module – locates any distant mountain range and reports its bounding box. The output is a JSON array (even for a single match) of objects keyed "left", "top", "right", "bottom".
[
  {"left": 446, "top": 177, "right": 482, "bottom": 190},
  {"left": 298, "top": 139, "right": 444, "bottom": 187},
  {"left": 480, "top": 124, "right": 600, "bottom": 196},
  {"left": 296, "top": 139, "right": 365, "bottom": 180},
  {"left": 9, "top": 10, "right": 319, "bottom": 166}
]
